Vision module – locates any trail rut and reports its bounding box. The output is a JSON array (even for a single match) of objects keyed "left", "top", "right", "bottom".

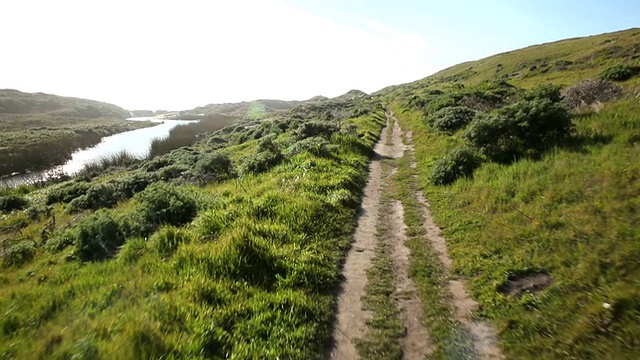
[
  {"left": 330, "top": 118, "right": 390, "bottom": 359},
  {"left": 331, "top": 112, "right": 502, "bottom": 359}
]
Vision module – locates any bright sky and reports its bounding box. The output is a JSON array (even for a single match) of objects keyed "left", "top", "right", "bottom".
[{"left": 1, "top": 0, "right": 637, "bottom": 110}]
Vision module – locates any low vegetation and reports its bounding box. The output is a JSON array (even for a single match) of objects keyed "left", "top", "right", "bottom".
[
  {"left": 0, "top": 93, "right": 385, "bottom": 358},
  {"left": 380, "top": 27, "right": 640, "bottom": 359},
  {"left": 1, "top": 27, "right": 639, "bottom": 358}
]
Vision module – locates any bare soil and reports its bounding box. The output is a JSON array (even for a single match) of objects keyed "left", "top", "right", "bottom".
[
  {"left": 499, "top": 272, "right": 553, "bottom": 297},
  {"left": 330, "top": 119, "right": 390, "bottom": 359},
  {"left": 331, "top": 113, "right": 434, "bottom": 359},
  {"left": 388, "top": 200, "right": 434, "bottom": 359}
]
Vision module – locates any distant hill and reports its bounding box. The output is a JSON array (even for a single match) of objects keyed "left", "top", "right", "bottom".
[
  {"left": 173, "top": 91, "right": 368, "bottom": 121},
  {"left": 0, "top": 89, "right": 130, "bottom": 119}
]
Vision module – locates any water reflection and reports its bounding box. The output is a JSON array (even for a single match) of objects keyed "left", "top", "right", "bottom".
[{"left": 1, "top": 117, "right": 198, "bottom": 187}]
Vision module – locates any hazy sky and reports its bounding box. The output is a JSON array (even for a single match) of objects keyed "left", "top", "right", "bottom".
[{"left": 1, "top": 0, "right": 637, "bottom": 110}]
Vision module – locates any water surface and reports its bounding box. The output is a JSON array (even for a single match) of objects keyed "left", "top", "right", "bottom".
[{"left": 1, "top": 117, "right": 197, "bottom": 186}]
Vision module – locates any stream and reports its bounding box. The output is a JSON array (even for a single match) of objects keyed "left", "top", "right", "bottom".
[{"left": 1, "top": 117, "right": 198, "bottom": 187}]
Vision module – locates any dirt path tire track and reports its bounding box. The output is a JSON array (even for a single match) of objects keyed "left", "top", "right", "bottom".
[
  {"left": 388, "top": 199, "right": 434, "bottom": 359},
  {"left": 331, "top": 113, "right": 435, "bottom": 359},
  {"left": 397, "top": 112, "right": 504, "bottom": 360},
  {"left": 416, "top": 192, "right": 503, "bottom": 360},
  {"left": 386, "top": 114, "right": 433, "bottom": 359},
  {"left": 330, "top": 117, "right": 390, "bottom": 359}
]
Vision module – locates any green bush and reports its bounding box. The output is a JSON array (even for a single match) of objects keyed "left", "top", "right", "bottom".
[
  {"left": 44, "top": 229, "right": 75, "bottom": 253},
  {"left": 240, "top": 135, "right": 283, "bottom": 175},
  {"left": 599, "top": 64, "right": 638, "bottom": 81},
  {"left": 0, "top": 195, "right": 29, "bottom": 213},
  {"left": 526, "top": 84, "right": 563, "bottom": 103},
  {"left": 294, "top": 121, "right": 337, "bottom": 140},
  {"left": 427, "top": 106, "right": 476, "bottom": 134},
  {"left": 26, "top": 205, "right": 49, "bottom": 221},
  {"left": 67, "top": 181, "right": 122, "bottom": 213},
  {"left": 116, "top": 173, "right": 156, "bottom": 198},
  {"left": 46, "top": 181, "right": 91, "bottom": 205},
  {"left": 75, "top": 210, "right": 125, "bottom": 261},
  {"left": 134, "top": 182, "right": 198, "bottom": 231},
  {"left": 3, "top": 241, "right": 36, "bottom": 266},
  {"left": 195, "top": 153, "right": 233, "bottom": 181},
  {"left": 429, "top": 147, "right": 481, "bottom": 185},
  {"left": 286, "top": 136, "right": 338, "bottom": 157},
  {"left": 156, "top": 164, "right": 189, "bottom": 181},
  {"left": 464, "top": 99, "right": 572, "bottom": 162}
]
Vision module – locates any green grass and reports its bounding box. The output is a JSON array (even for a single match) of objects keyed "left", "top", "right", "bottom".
[
  {"left": 0, "top": 98, "right": 386, "bottom": 358},
  {"left": 391, "top": 91, "right": 640, "bottom": 359}
]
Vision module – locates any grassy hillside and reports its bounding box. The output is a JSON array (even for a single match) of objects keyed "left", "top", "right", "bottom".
[
  {"left": 0, "top": 90, "right": 154, "bottom": 177},
  {"left": 378, "top": 27, "right": 640, "bottom": 359},
  {"left": 1, "top": 27, "right": 639, "bottom": 359},
  {"left": 0, "top": 94, "right": 384, "bottom": 358}
]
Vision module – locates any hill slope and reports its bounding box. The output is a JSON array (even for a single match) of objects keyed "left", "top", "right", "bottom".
[
  {"left": 0, "top": 28, "right": 639, "bottom": 359},
  {"left": 0, "top": 89, "right": 130, "bottom": 119},
  {"left": 378, "top": 27, "right": 640, "bottom": 359}
]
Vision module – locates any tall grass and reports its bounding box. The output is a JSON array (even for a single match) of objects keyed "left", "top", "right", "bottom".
[{"left": 75, "top": 149, "right": 140, "bottom": 177}]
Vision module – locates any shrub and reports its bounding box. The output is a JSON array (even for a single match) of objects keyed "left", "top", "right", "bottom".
[
  {"left": 26, "top": 205, "right": 49, "bottom": 221},
  {"left": 116, "top": 172, "right": 156, "bottom": 198},
  {"left": 67, "top": 181, "right": 121, "bottom": 213},
  {"left": 0, "top": 195, "right": 29, "bottom": 213},
  {"left": 195, "top": 153, "right": 233, "bottom": 181},
  {"left": 526, "top": 84, "right": 563, "bottom": 103},
  {"left": 286, "top": 137, "right": 338, "bottom": 157},
  {"left": 46, "top": 181, "right": 91, "bottom": 205},
  {"left": 240, "top": 151, "right": 283, "bottom": 175},
  {"left": 294, "top": 121, "right": 337, "bottom": 140},
  {"left": 427, "top": 106, "right": 476, "bottom": 134},
  {"left": 240, "top": 135, "right": 283, "bottom": 175},
  {"left": 3, "top": 241, "right": 36, "bottom": 266},
  {"left": 464, "top": 99, "right": 572, "bottom": 162},
  {"left": 134, "top": 182, "right": 198, "bottom": 231},
  {"left": 599, "top": 64, "right": 638, "bottom": 81},
  {"left": 75, "top": 210, "right": 125, "bottom": 261},
  {"left": 156, "top": 164, "right": 189, "bottom": 181},
  {"left": 429, "top": 147, "right": 482, "bottom": 185},
  {"left": 44, "top": 229, "right": 75, "bottom": 253},
  {"left": 562, "top": 79, "right": 622, "bottom": 109}
]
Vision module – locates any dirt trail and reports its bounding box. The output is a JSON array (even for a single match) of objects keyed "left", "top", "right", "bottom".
[
  {"left": 416, "top": 191, "right": 503, "bottom": 359},
  {"left": 331, "top": 113, "right": 433, "bottom": 359},
  {"left": 388, "top": 200, "right": 434, "bottom": 359},
  {"left": 330, "top": 117, "right": 390, "bottom": 359},
  {"left": 385, "top": 115, "right": 433, "bottom": 359},
  {"left": 332, "top": 112, "right": 500, "bottom": 359}
]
